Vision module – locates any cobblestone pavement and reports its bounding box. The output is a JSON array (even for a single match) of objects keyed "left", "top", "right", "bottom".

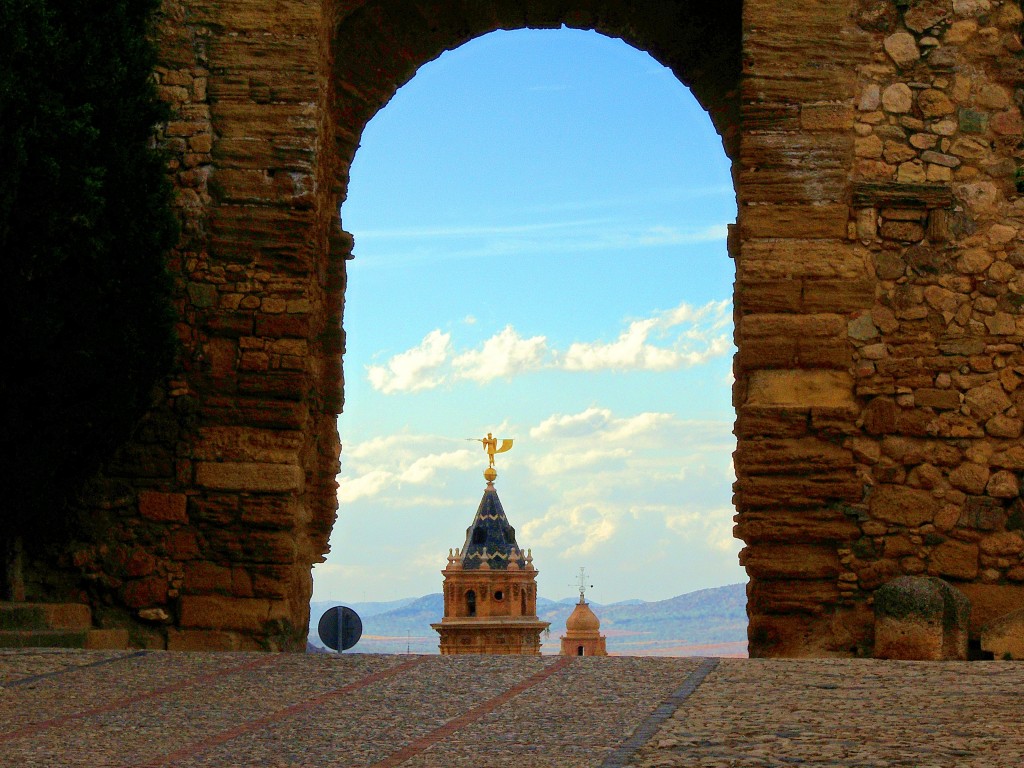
[{"left": 0, "top": 650, "right": 1021, "bottom": 768}]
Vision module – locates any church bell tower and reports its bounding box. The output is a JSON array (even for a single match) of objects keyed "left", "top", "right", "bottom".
[{"left": 431, "top": 436, "right": 548, "bottom": 655}]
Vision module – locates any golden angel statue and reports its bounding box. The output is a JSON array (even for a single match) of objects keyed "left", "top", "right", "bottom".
[{"left": 476, "top": 432, "right": 513, "bottom": 468}]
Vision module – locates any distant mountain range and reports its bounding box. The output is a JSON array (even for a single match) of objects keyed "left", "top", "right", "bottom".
[{"left": 309, "top": 583, "right": 747, "bottom": 656}]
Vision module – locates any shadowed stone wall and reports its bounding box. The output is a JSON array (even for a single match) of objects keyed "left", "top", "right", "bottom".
[{"left": 16, "top": 0, "right": 1024, "bottom": 655}]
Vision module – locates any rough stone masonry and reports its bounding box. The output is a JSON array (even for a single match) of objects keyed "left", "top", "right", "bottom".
[{"left": 12, "top": 0, "right": 1024, "bottom": 656}]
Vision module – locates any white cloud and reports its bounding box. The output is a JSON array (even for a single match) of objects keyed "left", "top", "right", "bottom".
[
  {"left": 522, "top": 408, "right": 735, "bottom": 508},
  {"left": 532, "top": 447, "right": 631, "bottom": 476},
  {"left": 666, "top": 506, "right": 739, "bottom": 554},
  {"left": 530, "top": 407, "right": 613, "bottom": 440},
  {"left": 364, "top": 299, "right": 733, "bottom": 393},
  {"left": 338, "top": 435, "right": 480, "bottom": 505},
  {"left": 562, "top": 299, "right": 732, "bottom": 373},
  {"left": 563, "top": 318, "right": 678, "bottom": 372},
  {"left": 637, "top": 223, "right": 729, "bottom": 246},
  {"left": 400, "top": 449, "right": 477, "bottom": 484},
  {"left": 345, "top": 432, "right": 431, "bottom": 460},
  {"left": 453, "top": 325, "right": 550, "bottom": 383},
  {"left": 530, "top": 408, "right": 672, "bottom": 445},
  {"left": 366, "top": 330, "right": 451, "bottom": 394},
  {"left": 337, "top": 469, "right": 393, "bottom": 503},
  {"left": 603, "top": 411, "right": 675, "bottom": 443},
  {"left": 520, "top": 503, "right": 618, "bottom": 557}
]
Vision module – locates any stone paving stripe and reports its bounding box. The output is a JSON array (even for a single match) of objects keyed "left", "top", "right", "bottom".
[
  {"left": 369, "top": 655, "right": 576, "bottom": 768},
  {"left": 126, "top": 655, "right": 427, "bottom": 768},
  {"left": 598, "top": 657, "right": 720, "bottom": 768},
  {"left": 0, "top": 653, "right": 279, "bottom": 743},
  {"left": 0, "top": 650, "right": 151, "bottom": 689}
]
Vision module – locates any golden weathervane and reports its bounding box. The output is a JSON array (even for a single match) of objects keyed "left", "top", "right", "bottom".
[{"left": 471, "top": 431, "right": 513, "bottom": 483}]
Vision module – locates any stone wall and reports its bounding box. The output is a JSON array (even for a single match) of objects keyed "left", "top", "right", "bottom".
[
  {"left": 736, "top": 0, "right": 1024, "bottom": 655},
  {"left": 16, "top": 0, "right": 1024, "bottom": 655}
]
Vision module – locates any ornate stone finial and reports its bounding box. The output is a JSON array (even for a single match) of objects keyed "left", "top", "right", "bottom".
[{"left": 447, "top": 548, "right": 455, "bottom": 566}]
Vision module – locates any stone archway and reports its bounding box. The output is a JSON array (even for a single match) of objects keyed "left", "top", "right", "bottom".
[{"left": 13, "top": 0, "right": 1024, "bottom": 657}]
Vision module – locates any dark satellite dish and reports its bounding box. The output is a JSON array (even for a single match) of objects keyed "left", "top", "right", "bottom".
[{"left": 318, "top": 606, "right": 363, "bottom": 652}]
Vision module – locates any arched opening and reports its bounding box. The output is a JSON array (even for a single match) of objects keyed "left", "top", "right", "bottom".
[
  {"left": 69, "top": 0, "right": 1016, "bottom": 660},
  {"left": 577, "top": 645, "right": 585, "bottom": 656},
  {"left": 314, "top": 4, "right": 744, "bottom": 654},
  {"left": 466, "top": 589, "right": 477, "bottom": 617}
]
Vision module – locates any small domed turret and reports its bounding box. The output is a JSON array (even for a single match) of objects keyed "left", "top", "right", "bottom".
[
  {"left": 565, "top": 600, "right": 601, "bottom": 633},
  {"left": 560, "top": 568, "right": 608, "bottom": 657}
]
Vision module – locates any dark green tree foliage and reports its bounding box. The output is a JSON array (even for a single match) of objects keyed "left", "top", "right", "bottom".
[{"left": 0, "top": 0, "right": 178, "bottom": 539}]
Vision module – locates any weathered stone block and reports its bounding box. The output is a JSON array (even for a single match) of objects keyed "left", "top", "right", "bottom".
[
  {"left": 873, "top": 576, "right": 970, "bottom": 660},
  {"left": 863, "top": 397, "right": 898, "bottom": 435},
  {"left": 959, "top": 497, "right": 1006, "bottom": 531},
  {"left": 979, "top": 531, "right": 1024, "bottom": 556},
  {"left": 800, "top": 103, "right": 855, "bottom": 131},
  {"left": 980, "top": 607, "right": 1024, "bottom": 659},
  {"left": 165, "top": 530, "right": 201, "bottom": 561},
  {"left": 166, "top": 629, "right": 238, "bottom": 652},
  {"left": 121, "top": 576, "right": 169, "bottom": 609},
  {"left": 957, "top": 583, "right": 1024, "bottom": 637},
  {"left": 741, "top": 544, "right": 841, "bottom": 579},
  {"left": 738, "top": 241, "right": 869, "bottom": 281},
  {"left": 239, "top": 496, "right": 297, "bottom": 529},
  {"left": 915, "top": 388, "right": 960, "bottom": 410},
  {"left": 195, "top": 461, "right": 303, "bottom": 492},
  {"left": 183, "top": 562, "right": 232, "bottom": 595},
  {"left": 741, "top": 313, "right": 845, "bottom": 339},
  {"left": 748, "top": 579, "right": 841, "bottom": 614},
  {"left": 741, "top": 205, "right": 849, "bottom": 238},
  {"left": 949, "top": 462, "right": 990, "bottom": 494},
  {"left": 869, "top": 485, "right": 937, "bottom": 527},
  {"left": 178, "top": 596, "right": 288, "bottom": 632},
  {"left": 929, "top": 539, "right": 979, "bottom": 580},
  {"left": 734, "top": 438, "right": 854, "bottom": 475},
  {"left": 734, "top": 510, "right": 860, "bottom": 544},
  {"left": 194, "top": 427, "right": 303, "bottom": 464},
  {"left": 139, "top": 491, "right": 188, "bottom": 523},
  {"left": 85, "top": 629, "right": 131, "bottom": 650},
  {"left": 883, "top": 33, "right": 919, "bottom": 67},
  {"left": 746, "top": 370, "right": 855, "bottom": 408}
]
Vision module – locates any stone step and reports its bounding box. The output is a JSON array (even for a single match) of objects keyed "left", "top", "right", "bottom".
[
  {"left": 0, "top": 629, "right": 90, "bottom": 649},
  {"left": 0, "top": 628, "right": 130, "bottom": 650},
  {"left": 0, "top": 602, "right": 92, "bottom": 631}
]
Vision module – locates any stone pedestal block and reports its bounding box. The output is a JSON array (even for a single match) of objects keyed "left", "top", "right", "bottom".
[
  {"left": 873, "top": 576, "right": 970, "bottom": 660},
  {"left": 980, "top": 608, "right": 1024, "bottom": 661}
]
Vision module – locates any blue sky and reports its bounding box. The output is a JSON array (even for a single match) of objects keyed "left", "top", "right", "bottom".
[{"left": 312, "top": 27, "right": 743, "bottom": 605}]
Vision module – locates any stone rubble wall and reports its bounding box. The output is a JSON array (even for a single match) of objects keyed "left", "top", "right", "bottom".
[
  {"left": 736, "top": 0, "right": 1024, "bottom": 656},
  {"left": 843, "top": 0, "right": 1024, "bottom": 646},
  {"left": 17, "top": 0, "right": 1024, "bottom": 655}
]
